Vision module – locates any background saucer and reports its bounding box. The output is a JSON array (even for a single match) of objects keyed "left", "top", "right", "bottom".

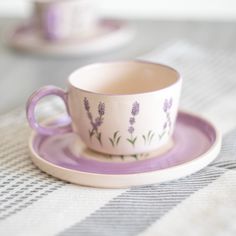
[
  {"left": 29, "top": 111, "right": 221, "bottom": 188},
  {"left": 8, "top": 19, "right": 134, "bottom": 57}
]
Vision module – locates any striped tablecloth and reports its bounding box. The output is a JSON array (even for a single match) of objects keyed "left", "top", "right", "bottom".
[{"left": 0, "top": 40, "right": 236, "bottom": 236}]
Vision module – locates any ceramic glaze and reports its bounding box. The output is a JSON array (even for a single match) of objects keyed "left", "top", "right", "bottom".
[
  {"left": 29, "top": 112, "right": 222, "bottom": 188},
  {"left": 26, "top": 61, "right": 182, "bottom": 155}
]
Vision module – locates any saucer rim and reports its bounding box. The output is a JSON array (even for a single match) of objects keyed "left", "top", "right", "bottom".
[
  {"left": 7, "top": 19, "right": 134, "bottom": 57},
  {"left": 29, "top": 110, "right": 222, "bottom": 188}
]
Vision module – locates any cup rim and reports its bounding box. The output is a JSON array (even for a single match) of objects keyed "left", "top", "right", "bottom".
[{"left": 68, "top": 60, "right": 182, "bottom": 97}]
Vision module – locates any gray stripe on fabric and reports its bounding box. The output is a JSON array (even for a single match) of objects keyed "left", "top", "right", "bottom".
[
  {"left": 59, "top": 167, "right": 225, "bottom": 236},
  {"left": 59, "top": 128, "right": 236, "bottom": 236},
  {"left": 0, "top": 116, "right": 67, "bottom": 221}
]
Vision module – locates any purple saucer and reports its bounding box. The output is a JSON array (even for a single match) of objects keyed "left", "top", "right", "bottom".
[{"left": 30, "top": 111, "right": 221, "bottom": 184}]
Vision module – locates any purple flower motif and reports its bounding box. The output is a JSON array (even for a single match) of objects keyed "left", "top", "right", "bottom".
[
  {"left": 127, "top": 101, "right": 140, "bottom": 147},
  {"left": 84, "top": 97, "right": 90, "bottom": 111},
  {"left": 163, "top": 99, "right": 168, "bottom": 112},
  {"left": 160, "top": 97, "right": 173, "bottom": 139},
  {"left": 98, "top": 102, "right": 105, "bottom": 116},
  {"left": 83, "top": 97, "right": 105, "bottom": 146},
  {"left": 129, "top": 117, "right": 135, "bottom": 125},
  {"left": 131, "top": 101, "right": 140, "bottom": 116},
  {"left": 163, "top": 98, "right": 173, "bottom": 112},
  {"left": 168, "top": 98, "right": 173, "bottom": 109},
  {"left": 128, "top": 126, "right": 134, "bottom": 134},
  {"left": 95, "top": 117, "right": 103, "bottom": 127}
]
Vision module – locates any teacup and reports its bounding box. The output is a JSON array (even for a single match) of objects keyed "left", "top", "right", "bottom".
[
  {"left": 26, "top": 61, "right": 182, "bottom": 155},
  {"left": 33, "top": 0, "right": 97, "bottom": 41}
]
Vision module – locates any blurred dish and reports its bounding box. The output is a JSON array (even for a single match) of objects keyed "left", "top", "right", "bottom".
[{"left": 8, "top": 19, "right": 134, "bottom": 57}]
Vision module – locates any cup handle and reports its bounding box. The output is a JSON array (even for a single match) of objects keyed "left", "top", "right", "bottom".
[{"left": 26, "top": 85, "right": 72, "bottom": 135}]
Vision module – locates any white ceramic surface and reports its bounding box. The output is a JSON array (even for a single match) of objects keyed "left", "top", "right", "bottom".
[{"left": 26, "top": 61, "right": 182, "bottom": 155}]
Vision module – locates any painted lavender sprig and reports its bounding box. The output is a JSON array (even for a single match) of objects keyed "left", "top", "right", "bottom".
[
  {"left": 84, "top": 97, "right": 105, "bottom": 146},
  {"left": 109, "top": 131, "right": 121, "bottom": 147},
  {"left": 142, "top": 130, "right": 155, "bottom": 145},
  {"left": 159, "top": 98, "right": 172, "bottom": 139},
  {"left": 127, "top": 101, "right": 140, "bottom": 147}
]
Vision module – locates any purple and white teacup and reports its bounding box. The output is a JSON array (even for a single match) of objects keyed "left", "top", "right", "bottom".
[
  {"left": 33, "top": 0, "right": 97, "bottom": 41},
  {"left": 26, "top": 61, "right": 182, "bottom": 155}
]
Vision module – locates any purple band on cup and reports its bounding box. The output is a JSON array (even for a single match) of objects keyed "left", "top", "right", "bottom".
[{"left": 26, "top": 85, "right": 72, "bottom": 135}]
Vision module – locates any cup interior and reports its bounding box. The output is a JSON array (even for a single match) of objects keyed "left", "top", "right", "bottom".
[{"left": 69, "top": 61, "right": 180, "bottom": 95}]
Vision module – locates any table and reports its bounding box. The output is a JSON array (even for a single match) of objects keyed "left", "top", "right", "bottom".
[
  {"left": 1, "top": 18, "right": 236, "bottom": 114},
  {"left": 0, "top": 18, "right": 236, "bottom": 236}
]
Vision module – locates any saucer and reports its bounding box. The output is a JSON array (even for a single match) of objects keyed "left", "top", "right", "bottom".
[
  {"left": 8, "top": 19, "right": 134, "bottom": 57},
  {"left": 29, "top": 111, "right": 221, "bottom": 188}
]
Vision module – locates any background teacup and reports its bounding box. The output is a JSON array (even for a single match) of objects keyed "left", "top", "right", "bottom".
[
  {"left": 33, "top": 0, "right": 97, "bottom": 41},
  {"left": 26, "top": 61, "right": 182, "bottom": 155}
]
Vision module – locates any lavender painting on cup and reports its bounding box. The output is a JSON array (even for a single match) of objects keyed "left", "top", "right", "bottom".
[
  {"left": 83, "top": 97, "right": 105, "bottom": 146},
  {"left": 26, "top": 61, "right": 182, "bottom": 155},
  {"left": 127, "top": 101, "right": 140, "bottom": 147}
]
